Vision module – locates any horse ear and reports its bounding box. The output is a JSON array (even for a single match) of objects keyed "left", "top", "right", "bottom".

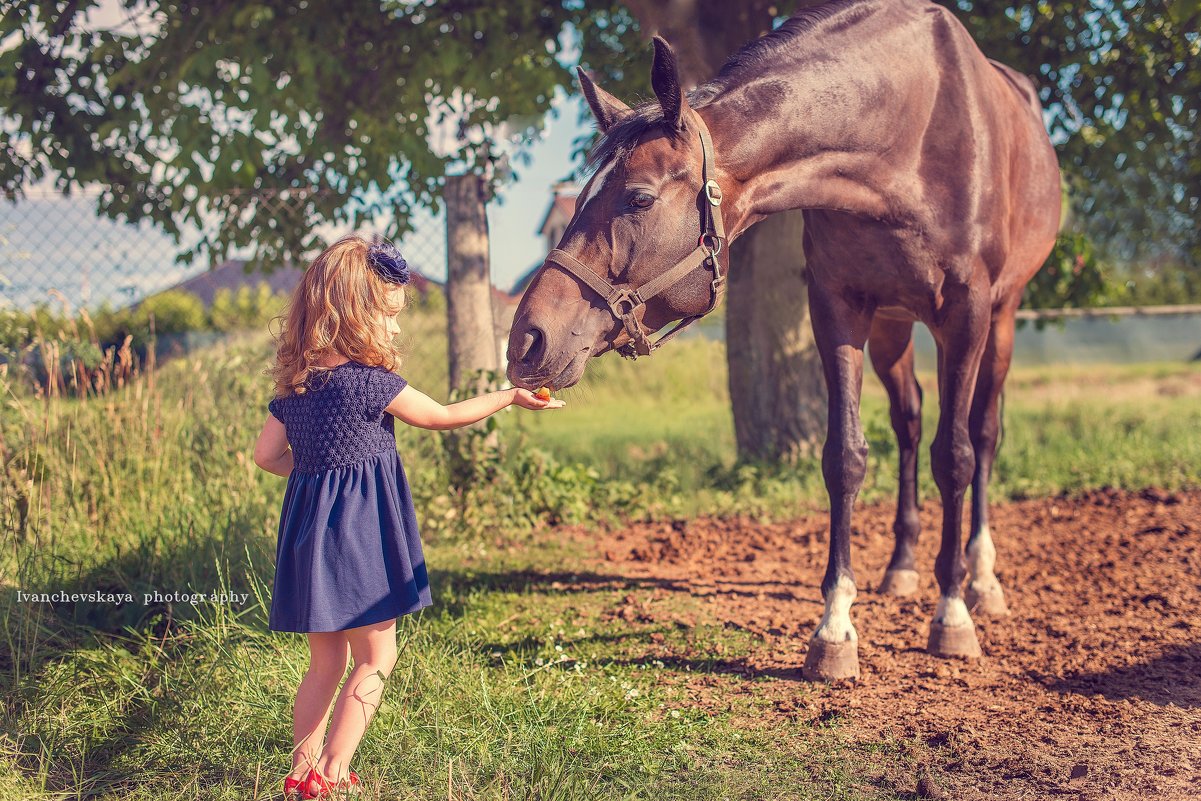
[
  {"left": 576, "top": 66, "right": 629, "bottom": 133},
  {"left": 651, "top": 35, "right": 686, "bottom": 131}
]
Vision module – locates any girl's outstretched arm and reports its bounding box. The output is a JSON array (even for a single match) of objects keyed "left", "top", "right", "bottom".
[
  {"left": 386, "top": 385, "right": 565, "bottom": 431},
  {"left": 254, "top": 415, "right": 294, "bottom": 476}
]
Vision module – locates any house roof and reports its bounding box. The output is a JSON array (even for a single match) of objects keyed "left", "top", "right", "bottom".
[
  {"left": 537, "top": 193, "right": 577, "bottom": 237},
  {"left": 151, "top": 259, "right": 305, "bottom": 308},
  {"left": 510, "top": 261, "right": 542, "bottom": 296},
  {"left": 136, "top": 258, "right": 445, "bottom": 310},
  {"left": 492, "top": 284, "right": 521, "bottom": 306}
]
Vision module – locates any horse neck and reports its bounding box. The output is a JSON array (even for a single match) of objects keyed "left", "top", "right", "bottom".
[{"left": 698, "top": 24, "right": 908, "bottom": 236}]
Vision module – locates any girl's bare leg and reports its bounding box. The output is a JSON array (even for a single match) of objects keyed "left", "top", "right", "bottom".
[
  {"left": 315, "top": 618, "right": 398, "bottom": 781},
  {"left": 289, "top": 631, "right": 351, "bottom": 781}
]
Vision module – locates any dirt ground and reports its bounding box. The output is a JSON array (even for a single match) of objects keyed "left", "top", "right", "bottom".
[{"left": 574, "top": 487, "right": 1201, "bottom": 800}]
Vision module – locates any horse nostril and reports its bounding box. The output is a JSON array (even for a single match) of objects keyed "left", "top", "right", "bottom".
[{"left": 519, "top": 327, "right": 544, "bottom": 365}]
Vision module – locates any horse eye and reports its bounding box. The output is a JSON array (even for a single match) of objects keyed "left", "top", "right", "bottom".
[{"left": 629, "top": 192, "right": 655, "bottom": 209}]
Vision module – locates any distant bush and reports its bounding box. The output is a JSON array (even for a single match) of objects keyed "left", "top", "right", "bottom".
[
  {"left": 1112, "top": 262, "right": 1201, "bottom": 306},
  {"left": 0, "top": 282, "right": 290, "bottom": 397},
  {"left": 132, "top": 288, "right": 206, "bottom": 334},
  {"left": 1025, "top": 229, "right": 1201, "bottom": 316},
  {"left": 1024, "top": 231, "right": 1116, "bottom": 312},
  {"left": 208, "top": 281, "right": 288, "bottom": 332},
  {"left": 410, "top": 283, "right": 446, "bottom": 313}
]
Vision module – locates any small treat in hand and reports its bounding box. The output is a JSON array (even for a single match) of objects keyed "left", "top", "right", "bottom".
[{"left": 534, "top": 386, "right": 552, "bottom": 402}]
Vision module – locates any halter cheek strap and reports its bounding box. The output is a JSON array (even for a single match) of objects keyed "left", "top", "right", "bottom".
[{"left": 542, "top": 110, "right": 727, "bottom": 360}]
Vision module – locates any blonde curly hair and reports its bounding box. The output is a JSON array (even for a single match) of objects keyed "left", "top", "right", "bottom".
[{"left": 267, "top": 234, "right": 408, "bottom": 398}]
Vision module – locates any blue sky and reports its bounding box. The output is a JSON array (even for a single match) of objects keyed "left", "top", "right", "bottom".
[{"left": 467, "top": 95, "right": 588, "bottom": 292}]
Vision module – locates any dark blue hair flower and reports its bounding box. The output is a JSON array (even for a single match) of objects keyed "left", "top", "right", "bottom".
[{"left": 366, "top": 241, "right": 411, "bottom": 285}]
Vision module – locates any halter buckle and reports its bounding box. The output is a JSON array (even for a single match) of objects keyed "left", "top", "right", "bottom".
[
  {"left": 703, "top": 179, "right": 723, "bottom": 207},
  {"left": 607, "top": 287, "right": 644, "bottom": 318}
]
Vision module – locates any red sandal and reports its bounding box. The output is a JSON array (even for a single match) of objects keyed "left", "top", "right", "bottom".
[
  {"left": 301, "top": 766, "right": 361, "bottom": 799},
  {"left": 283, "top": 772, "right": 306, "bottom": 798}
]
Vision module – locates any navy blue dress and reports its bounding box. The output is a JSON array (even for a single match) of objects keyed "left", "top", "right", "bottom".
[{"left": 266, "top": 361, "right": 432, "bottom": 632}]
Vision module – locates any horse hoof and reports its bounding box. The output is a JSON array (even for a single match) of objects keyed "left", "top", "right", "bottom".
[
  {"left": 966, "top": 581, "right": 1009, "bottom": 617},
  {"left": 802, "top": 638, "right": 860, "bottom": 681},
  {"left": 877, "top": 569, "right": 920, "bottom": 597},
  {"left": 926, "top": 622, "right": 982, "bottom": 659}
]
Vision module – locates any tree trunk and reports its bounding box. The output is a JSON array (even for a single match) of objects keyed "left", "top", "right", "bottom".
[
  {"left": 443, "top": 170, "right": 501, "bottom": 492},
  {"left": 724, "top": 211, "right": 826, "bottom": 462},
  {"left": 444, "top": 171, "right": 499, "bottom": 399},
  {"left": 621, "top": 0, "right": 775, "bottom": 85},
  {"left": 621, "top": 0, "right": 828, "bottom": 462}
]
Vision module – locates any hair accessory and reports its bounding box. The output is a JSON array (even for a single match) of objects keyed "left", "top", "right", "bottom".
[{"left": 366, "top": 241, "right": 411, "bottom": 285}]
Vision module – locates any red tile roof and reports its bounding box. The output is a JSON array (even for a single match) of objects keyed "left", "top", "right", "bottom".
[
  {"left": 139, "top": 258, "right": 445, "bottom": 309},
  {"left": 537, "top": 193, "right": 577, "bottom": 237}
]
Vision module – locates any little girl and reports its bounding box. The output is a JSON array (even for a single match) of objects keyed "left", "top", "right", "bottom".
[{"left": 253, "top": 233, "right": 564, "bottom": 799}]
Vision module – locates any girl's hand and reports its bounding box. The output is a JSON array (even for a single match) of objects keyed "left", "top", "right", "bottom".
[{"left": 512, "top": 388, "right": 566, "bottom": 410}]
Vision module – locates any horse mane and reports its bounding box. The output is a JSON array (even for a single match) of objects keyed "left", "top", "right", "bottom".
[
  {"left": 704, "top": 0, "right": 864, "bottom": 88},
  {"left": 584, "top": 0, "right": 865, "bottom": 175}
]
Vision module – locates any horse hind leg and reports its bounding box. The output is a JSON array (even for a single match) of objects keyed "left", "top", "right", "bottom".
[
  {"left": 868, "top": 317, "right": 924, "bottom": 598},
  {"left": 964, "top": 309, "right": 1016, "bottom": 617}
]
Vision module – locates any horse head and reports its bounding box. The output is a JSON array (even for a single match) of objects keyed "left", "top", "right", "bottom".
[{"left": 506, "top": 36, "right": 733, "bottom": 391}]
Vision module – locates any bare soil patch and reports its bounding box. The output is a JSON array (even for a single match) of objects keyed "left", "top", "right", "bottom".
[{"left": 576, "top": 488, "right": 1201, "bottom": 799}]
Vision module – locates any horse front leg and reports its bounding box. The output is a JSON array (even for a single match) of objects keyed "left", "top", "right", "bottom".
[
  {"left": 802, "top": 282, "right": 873, "bottom": 682},
  {"left": 927, "top": 281, "right": 991, "bottom": 659}
]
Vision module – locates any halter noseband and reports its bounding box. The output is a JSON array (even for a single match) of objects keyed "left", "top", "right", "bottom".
[{"left": 542, "top": 110, "right": 727, "bottom": 360}]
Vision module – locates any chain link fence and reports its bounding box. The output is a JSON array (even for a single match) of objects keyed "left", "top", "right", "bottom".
[
  {"left": 0, "top": 184, "right": 453, "bottom": 396},
  {"left": 0, "top": 185, "right": 448, "bottom": 316}
]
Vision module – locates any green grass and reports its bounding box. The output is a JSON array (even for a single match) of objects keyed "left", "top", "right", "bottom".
[
  {"left": 507, "top": 332, "right": 1201, "bottom": 518},
  {"left": 1, "top": 304, "right": 1197, "bottom": 799},
  {"left": 3, "top": 544, "right": 907, "bottom": 799},
  {"left": 0, "top": 320, "right": 911, "bottom": 800}
]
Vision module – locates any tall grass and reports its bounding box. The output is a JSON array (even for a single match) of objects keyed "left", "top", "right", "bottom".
[{"left": 0, "top": 305, "right": 909, "bottom": 799}]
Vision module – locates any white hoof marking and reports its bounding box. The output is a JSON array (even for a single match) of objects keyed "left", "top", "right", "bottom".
[
  {"left": 933, "top": 596, "right": 972, "bottom": 629},
  {"left": 966, "top": 524, "right": 1003, "bottom": 595},
  {"left": 814, "top": 575, "right": 858, "bottom": 643},
  {"left": 966, "top": 525, "right": 997, "bottom": 580}
]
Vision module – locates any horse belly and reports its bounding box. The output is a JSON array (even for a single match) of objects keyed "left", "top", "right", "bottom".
[{"left": 803, "top": 211, "right": 946, "bottom": 321}]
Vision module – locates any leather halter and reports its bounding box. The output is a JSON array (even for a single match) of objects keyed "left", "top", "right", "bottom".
[{"left": 542, "top": 110, "right": 727, "bottom": 360}]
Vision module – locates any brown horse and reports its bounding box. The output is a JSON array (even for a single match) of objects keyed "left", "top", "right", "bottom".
[{"left": 506, "top": 0, "right": 1061, "bottom": 680}]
